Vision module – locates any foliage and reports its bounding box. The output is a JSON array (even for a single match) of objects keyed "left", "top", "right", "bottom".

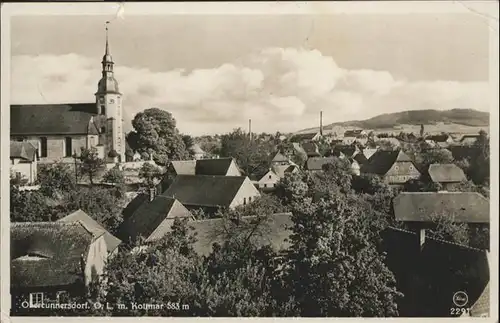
[
  {"left": 138, "top": 163, "right": 164, "bottom": 189},
  {"left": 57, "top": 186, "right": 125, "bottom": 234},
  {"left": 274, "top": 172, "right": 309, "bottom": 207},
  {"left": 283, "top": 193, "right": 402, "bottom": 316},
  {"left": 102, "top": 165, "right": 125, "bottom": 185},
  {"left": 36, "top": 163, "right": 76, "bottom": 198},
  {"left": 128, "top": 108, "right": 189, "bottom": 165},
  {"left": 10, "top": 183, "right": 55, "bottom": 222},
  {"left": 469, "top": 130, "right": 489, "bottom": 185},
  {"left": 219, "top": 128, "right": 274, "bottom": 177},
  {"left": 77, "top": 147, "right": 105, "bottom": 185},
  {"left": 418, "top": 148, "right": 454, "bottom": 169},
  {"left": 427, "top": 213, "right": 470, "bottom": 246}
]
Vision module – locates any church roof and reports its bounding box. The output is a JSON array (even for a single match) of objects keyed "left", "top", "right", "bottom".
[{"left": 11, "top": 103, "right": 97, "bottom": 135}]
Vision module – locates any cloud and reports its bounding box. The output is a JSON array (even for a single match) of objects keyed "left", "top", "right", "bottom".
[{"left": 10, "top": 48, "right": 489, "bottom": 135}]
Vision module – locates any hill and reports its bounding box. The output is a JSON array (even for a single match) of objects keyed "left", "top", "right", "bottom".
[{"left": 299, "top": 109, "right": 489, "bottom": 133}]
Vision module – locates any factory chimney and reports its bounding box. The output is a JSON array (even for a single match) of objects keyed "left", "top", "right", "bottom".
[
  {"left": 320, "top": 111, "right": 324, "bottom": 136},
  {"left": 249, "top": 119, "right": 252, "bottom": 141}
]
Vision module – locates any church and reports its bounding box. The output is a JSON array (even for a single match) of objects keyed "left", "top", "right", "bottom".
[{"left": 10, "top": 26, "right": 126, "bottom": 164}]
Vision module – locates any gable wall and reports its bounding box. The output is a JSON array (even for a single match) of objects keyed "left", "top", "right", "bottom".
[{"left": 229, "top": 178, "right": 261, "bottom": 209}]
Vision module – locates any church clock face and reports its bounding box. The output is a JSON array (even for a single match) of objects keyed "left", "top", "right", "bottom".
[{"left": 109, "top": 98, "right": 115, "bottom": 104}]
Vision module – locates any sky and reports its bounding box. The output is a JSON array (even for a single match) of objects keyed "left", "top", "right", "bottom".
[{"left": 10, "top": 12, "right": 492, "bottom": 135}]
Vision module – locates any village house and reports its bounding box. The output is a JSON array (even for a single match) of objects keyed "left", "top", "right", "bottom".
[
  {"left": 362, "top": 147, "right": 379, "bottom": 160},
  {"left": 342, "top": 129, "right": 368, "bottom": 145},
  {"left": 427, "top": 163, "right": 467, "bottom": 190},
  {"left": 10, "top": 141, "right": 38, "bottom": 185},
  {"left": 270, "top": 151, "right": 291, "bottom": 166},
  {"left": 425, "top": 134, "right": 455, "bottom": 148},
  {"left": 302, "top": 142, "right": 321, "bottom": 157},
  {"left": 11, "top": 222, "right": 107, "bottom": 312},
  {"left": 290, "top": 132, "right": 322, "bottom": 142},
  {"left": 10, "top": 29, "right": 126, "bottom": 164},
  {"left": 360, "top": 149, "right": 421, "bottom": 186},
  {"left": 252, "top": 164, "right": 298, "bottom": 191},
  {"left": 57, "top": 209, "right": 122, "bottom": 257},
  {"left": 189, "top": 143, "right": 206, "bottom": 160},
  {"left": 162, "top": 175, "right": 260, "bottom": 214},
  {"left": 460, "top": 134, "right": 481, "bottom": 146},
  {"left": 118, "top": 196, "right": 194, "bottom": 244}
]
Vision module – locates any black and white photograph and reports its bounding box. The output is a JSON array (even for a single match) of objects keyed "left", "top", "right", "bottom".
[{"left": 1, "top": 2, "right": 498, "bottom": 320}]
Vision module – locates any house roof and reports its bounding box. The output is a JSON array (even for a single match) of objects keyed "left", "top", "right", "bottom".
[
  {"left": 57, "top": 209, "right": 121, "bottom": 253},
  {"left": 302, "top": 142, "right": 321, "bottom": 157},
  {"left": 291, "top": 132, "right": 319, "bottom": 141},
  {"left": 426, "top": 134, "right": 451, "bottom": 142},
  {"left": 122, "top": 193, "right": 149, "bottom": 220},
  {"left": 272, "top": 164, "right": 297, "bottom": 178},
  {"left": 10, "top": 142, "right": 37, "bottom": 161},
  {"left": 11, "top": 103, "right": 97, "bottom": 135},
  {"left": 291, "top": 142, "right": 307, "bottom": 156},
  {"left": 306, "top": 157, "right": 337, "bottom": 171},
  {"left": 460, "top": 135, "right": 480, "bottom": 142},
  {"left": 428, "top": 164, "right": 467, "bottom": 183},
  {"left": 11, "top": 222, "right": 94, "bottom": 288},
  {"left": 271, "top": 152, "right": 289, "bottom": 163},
  {"left": 171, "top": 160, "right": 197, "bottom": 175},
  {"left": 188, "top": 212, "right": 293, "bottom": 256},
  {"left": 333, "top": 145, "right": 359, "bottom": 158},
  {"left": 195, "top": 158, "right": 236, "bottom": 176},
  {"left": 352, "top": 153, "right": 368, "bottom": 165},
  {"left": 382, "top": 226, "right": 490, "bottom": 316},
  {"left": 118, "top": 196, "right": 192, "bottom": 242},
  {"left": 361, "top": 149, "right": 412, "bottom": 175},
  {"left": 190, "top": 143, "right": 205, "bottom": 154},
  {"left": 344, "top": 129, "right": 365, "bottom": 137},
  {"left": 393, "top": 192, "right": 490, "bottom": 223},
  {"left": 161, "top": 175, "right": 250, "bottom": 208}
]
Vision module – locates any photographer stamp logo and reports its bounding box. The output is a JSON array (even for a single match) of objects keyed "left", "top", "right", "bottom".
[{"left": 452, "top": 291, "right": 469, "bottom": 308}]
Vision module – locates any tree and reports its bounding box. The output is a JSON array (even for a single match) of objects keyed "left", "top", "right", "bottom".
[
  {"left": 275, "top": 172, "right": 309, "bottom": 207},
  {"left": 78, "top": 147, "right": 105, "bottom": 185},
  {"left": 58, "top": 186, "right": 125, "bottom": 234},
  {"left": 283, "top": 193, "right": 402, "bottom": 316},
  {"left": 36, "top": 163, "right": 76, "bottom": 198},
  {"left": 138, "top": 162, "right": 164, "bottom": 191},
  {"left": 10, "top": 183, "right": 55, "bottom": 222},
  {"left": 219, "top": 128, "right": 273, "bottom": 177},
  {"left": 419, "top": 148, "right": 454, "bottom": 169},
  {"left": 129, "top": 108, "right": 189, "bottom": 165},
  {"left": 469, "top": 130, "right": 489, "bottom": 185}
]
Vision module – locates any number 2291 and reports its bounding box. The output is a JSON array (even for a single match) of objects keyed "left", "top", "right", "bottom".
[{"left": 451, "top": 307, "right": 470, "bottom": 316}]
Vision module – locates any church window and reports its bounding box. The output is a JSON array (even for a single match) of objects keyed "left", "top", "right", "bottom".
[
  {"left": 100, "top": 127, "right": 105, "bottom": 134},
  {"left": 101, "top": 105, "right": 106, "bottom": 115},
  {"left": 39, "top": 137, "right": 48, "bottom": 158},
  {"left": 99, "top": 97, "right": 104, "bottom": 104},
  {"left": 64, "top": 137, "right": 73, "bottom": 157}
]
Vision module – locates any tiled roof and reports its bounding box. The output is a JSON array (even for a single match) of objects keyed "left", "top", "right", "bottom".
[
  {"left": 11, "top": 103, "right": 97, "bottom": 135},
  {"left": 271, "top": 152, "right": 289, "bottom": 163},
  {"left": 10, "top": 142, "right": 37, "bottom": 161},
  {"left": 272, "top": 164, "right": 297, "bottom": 178},
  {"left": 302, "top": 142, "right": 320, "bottom": 157},
  {"left": 171, "top": 160, "right": 196, "bottom": 175},
  {"left": 118, "top": 196, "right": 193, "bottom": 242},
  {"left": 305, "top": 157, "right": 337, "bottom": 171},
  {"left": 122, "top": 193, "right": 150, "bottom": 220},
  {"left": 333, "top": 145, "right": 358, "bottom": 158},
  {"left": 195, "top": 158, "right": 235, "bottom": 176},
  {"left": 361, "top": 149, "right": 412, "bottom": 175},
  {"left": 11, "top": 222, "right": 94, "bottom": 288},
  {"left": 161, "top": 175, "right": 250, "bottom": 208},
  {"left": 428, "top": 164, "right": 467, "bottom": 183},
  {"left": 353, "top": 153, "right": 368, "bottom": 165},
  {"left": 393, "top": 192, "right": 490, "bottom": 223},
  {"left": 426, "top": 134, "right": 451, "bottom": 142},
  {"left": 190, "top": 144, "right": 205, "bottom": 154},
  {"left": 57, "top": 209, "right": 121, "bottom": 253},
  {"left": 188, "top": 213, "right": 293, "bottom": 256},
  {"left": 291, "top": 132, "right": 319, "bottom": 141},
  {"left": 382, "top": 226, "right": 490, "bottom": 316}
]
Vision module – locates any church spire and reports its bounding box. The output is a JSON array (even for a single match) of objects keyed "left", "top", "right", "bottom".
[{"left": 102, "top": 21, "right": 114, "bottom": 74}]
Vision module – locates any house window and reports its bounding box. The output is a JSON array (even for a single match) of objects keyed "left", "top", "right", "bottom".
[
  {"left": 64, "top": 137, "right": 72, "bottom": 157},
  {"left": 268, "top": 175, "right": 272, "bottom": 179},
  {"left": 243, "top": 197, "right": 247, "bottom": 205},
  {"left": 249, "top": 197, "right": 252, "bottom": 203},
  {"left": 29, "top": 292, "right": 44, "bottom": 307},
  {"left": 394, "top": 165, "right": 399, "bottom": 171},
  {"left": 264, "top": 184, "right": 267, "bottom": 188},
  {"left": 39, "top": 137, "right": 48, "bottom": 158},
  {"left": 100, "top": 127, "right": 106, "bottom": 134},
  {"left": 409, "top": 165, "right": 414, "bottom": 171}
]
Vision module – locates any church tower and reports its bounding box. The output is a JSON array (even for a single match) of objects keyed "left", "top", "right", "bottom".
[{"left": 95, "top": 23, "right": 125, "bottom": 163}]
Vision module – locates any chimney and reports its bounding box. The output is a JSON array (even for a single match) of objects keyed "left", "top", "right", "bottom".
[
  {"left": 249, "top": 119, "right": 252, "bottom": 141},
  {"left": 419, "top": 228, "right": 426, "bottom": 251},
  {"left": 320, "top": 111, "right": 323, "bottom": 136},
  {"left": 149, "top": 187, "right": 156, "bottom": 202}
]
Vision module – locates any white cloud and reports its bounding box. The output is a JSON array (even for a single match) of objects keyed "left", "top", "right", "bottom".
[{"left": 10, "top": 48, "right": 489, "bottom": 135}]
